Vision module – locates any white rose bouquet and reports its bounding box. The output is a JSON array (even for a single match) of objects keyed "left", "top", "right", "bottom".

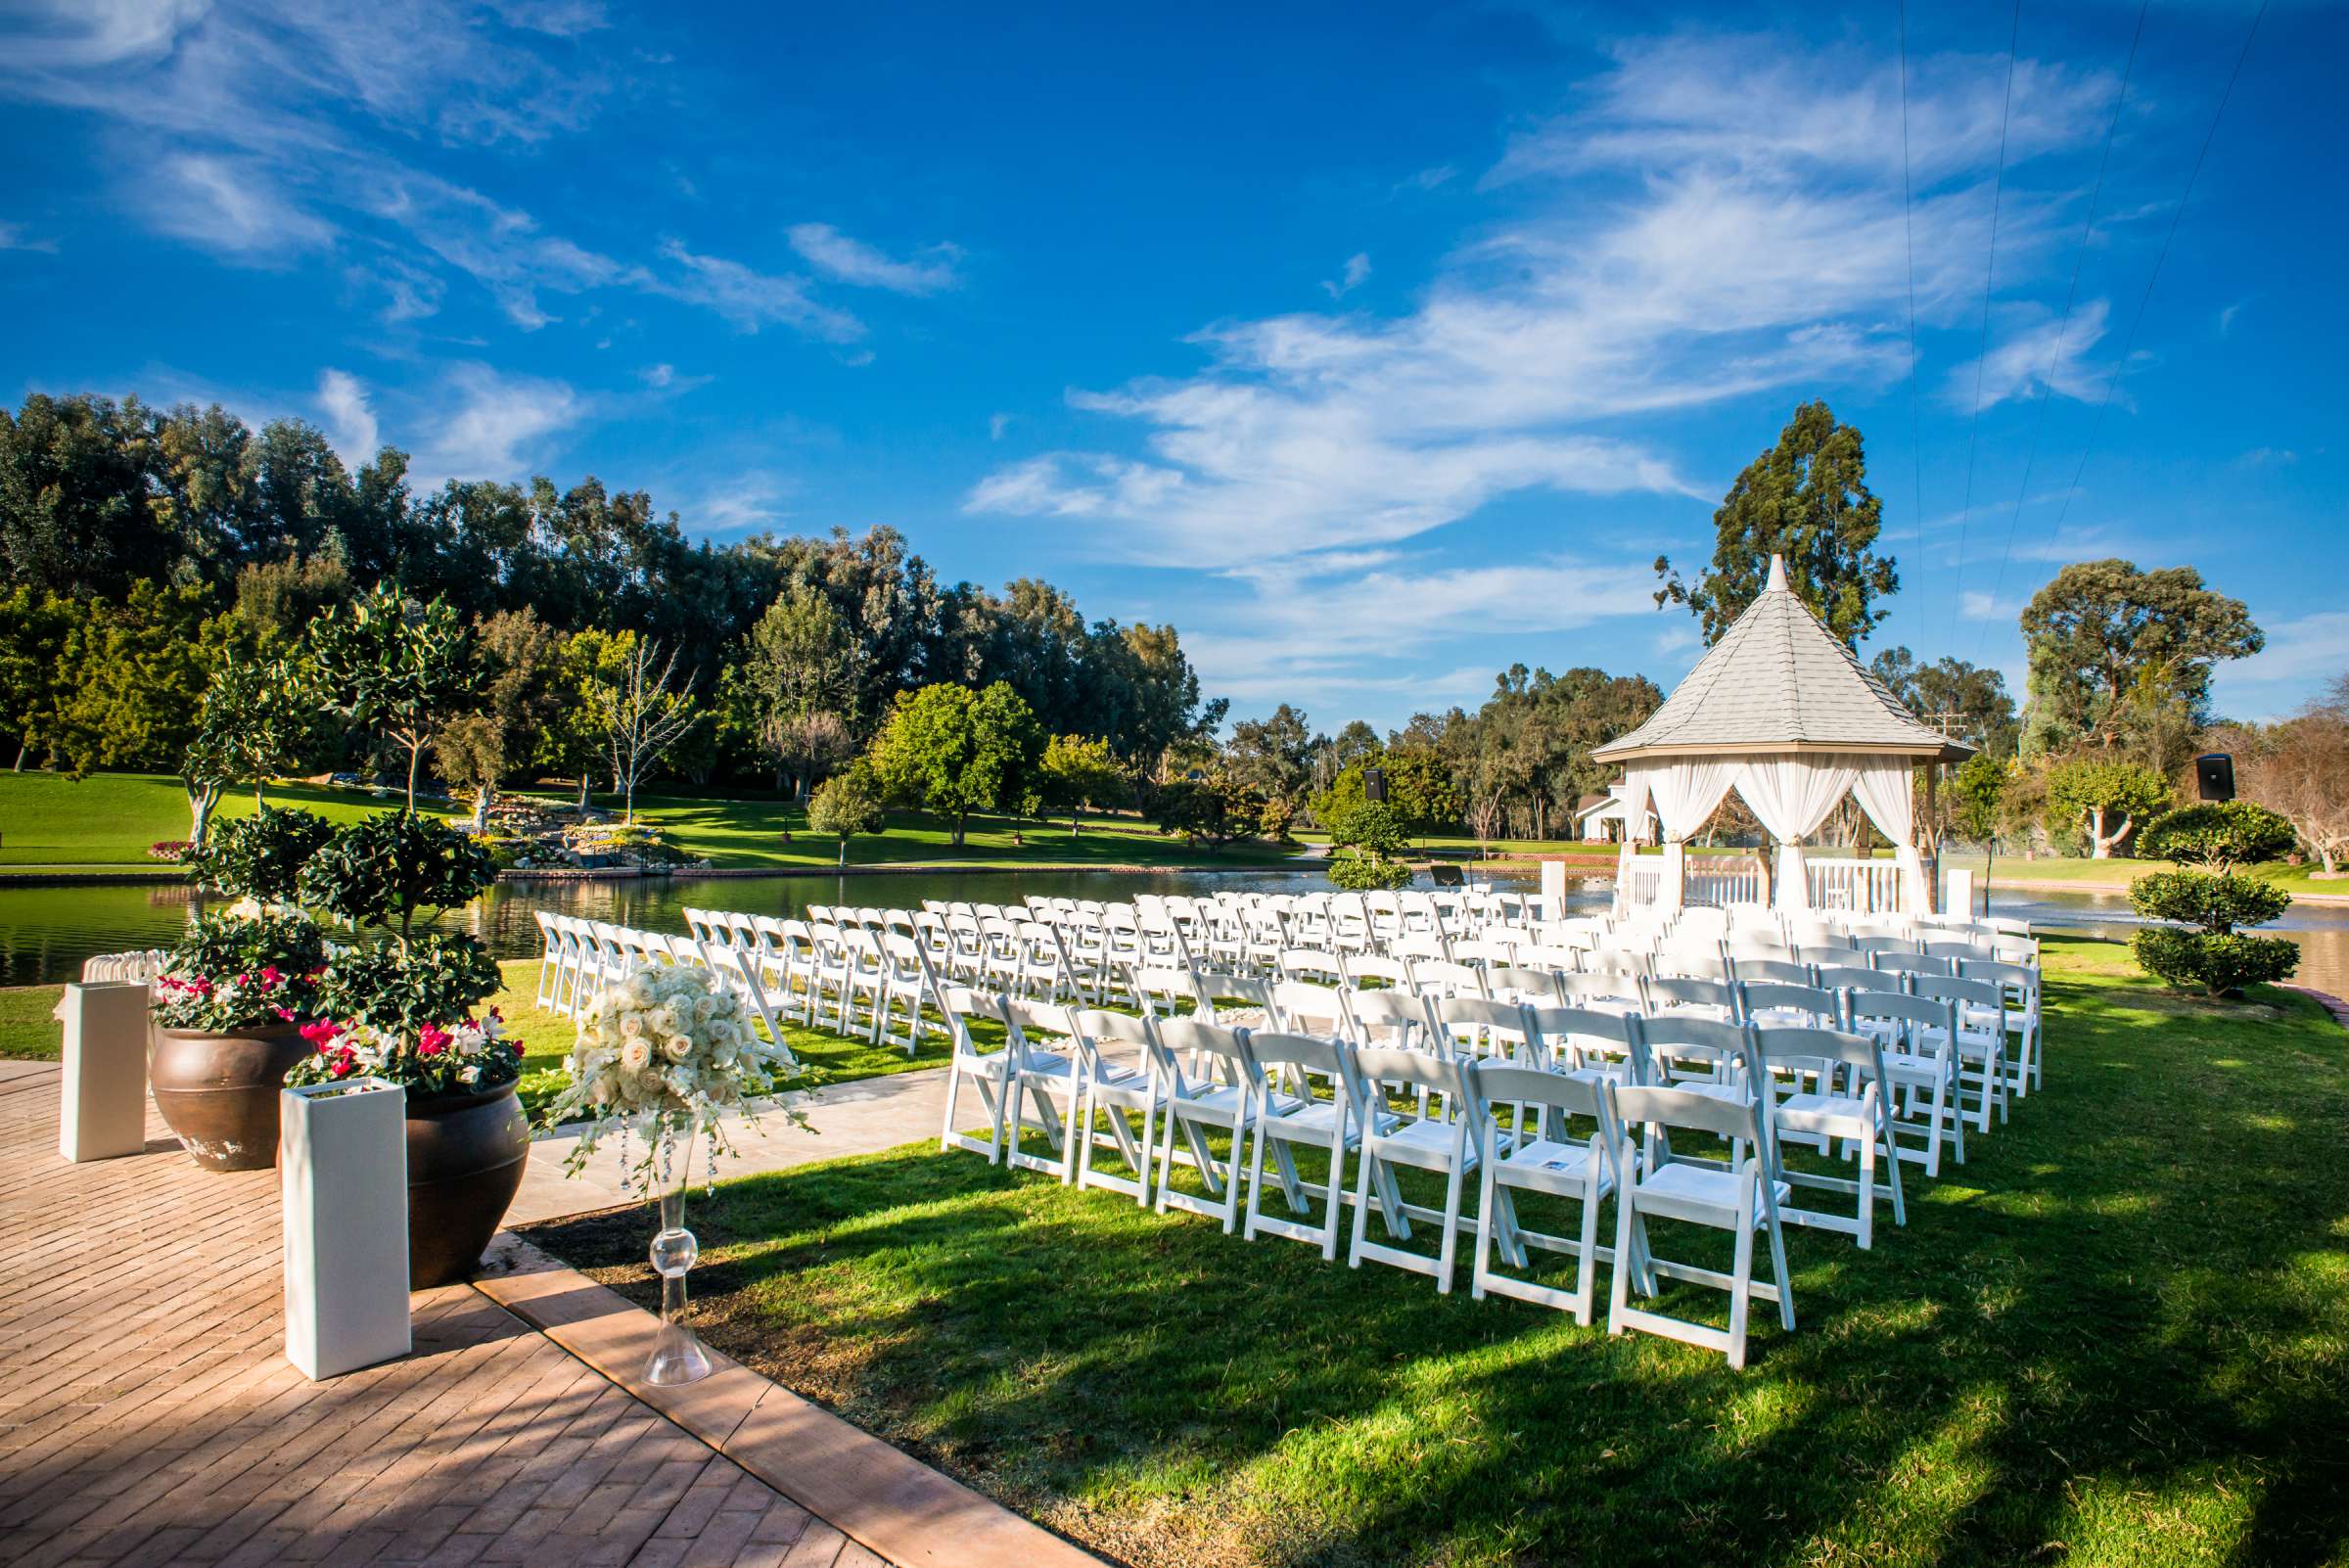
[{"left": 545, "top": 963, "right": 801, "bottom": 1191}]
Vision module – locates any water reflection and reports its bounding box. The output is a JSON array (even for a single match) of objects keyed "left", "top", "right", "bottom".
[{"left": 0, "top": 868, "right": 2341, "bottom": 997}]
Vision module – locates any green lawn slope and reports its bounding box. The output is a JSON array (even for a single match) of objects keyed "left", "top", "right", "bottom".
[{"left": 0, "top": 771, "right": 1308, "bottom": 872}]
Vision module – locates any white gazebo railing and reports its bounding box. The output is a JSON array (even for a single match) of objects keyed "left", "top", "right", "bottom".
[
  {"left": 1684, "top": 858, "right": 1765, "bottom": 909},
  {"left": 1805, "top": 856, "right": 1906, "bottom": 915},
  {"left": 1622, "top": 860, "right": 1664, "bottom": 908}
]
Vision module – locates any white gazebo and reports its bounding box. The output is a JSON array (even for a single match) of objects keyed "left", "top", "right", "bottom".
[{"left": 1592, "top": 555, "right": 1973, "bottom": 915}]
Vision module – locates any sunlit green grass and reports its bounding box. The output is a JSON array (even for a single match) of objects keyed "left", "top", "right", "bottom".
[
  {"left": 528, "top": 937, "right": 2349, "bottom": 1567},
  {"left": 0, "top": 770, "right": 1307, "bottom": 872}
]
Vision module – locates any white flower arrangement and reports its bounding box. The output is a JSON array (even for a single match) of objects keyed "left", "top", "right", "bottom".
[{"left": 546, "top": 963, "right": 800, "bottom": 1191}]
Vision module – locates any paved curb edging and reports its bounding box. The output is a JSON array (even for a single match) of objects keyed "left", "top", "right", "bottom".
[{"left": 472, "top": 1233, "right": 1108, "bottom": 1568}]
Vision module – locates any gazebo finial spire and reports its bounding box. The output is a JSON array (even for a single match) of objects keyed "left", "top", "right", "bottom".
[{"left": 1765, "top": 552, "right": 1788, "bottom": 593}]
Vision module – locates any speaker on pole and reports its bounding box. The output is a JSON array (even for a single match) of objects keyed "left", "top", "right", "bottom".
[
  {"left": 2195, "top": 753, "right": 2235, "bottom": 803},
  {"left": 1362, "top": 766, "right": 1387, "bottom": 804}
]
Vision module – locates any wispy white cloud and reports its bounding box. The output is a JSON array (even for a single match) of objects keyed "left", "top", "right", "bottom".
[
  {"left": 987, "top": 412, "right": 1012, "bottom": 441},
  {"left": 2213, "top": 610, "right": 2349, "bottom": 713},
  {"left": 786, "top": 222, "right": 962, "bottom": 295},
  {"left": 0, "top": 219, "right": 58, "bottom": 253},
  {"left": 649, "top": 240, "right": 861, "bottom": 339},
  {"left": 0, "top": 1, "right": 874, "bottom": 340},
  {"left": 410, "top": 362, "right": 581, "bottom": 483},
  {"left": 315, "top": 368, "right": 378, "bottom": 466},
  {"left": 2237, "top": 445, "right": 2297, "bottom": 468},
  {"left": 1321, "top": 252, "right": 1370, "bottom": 300},
  {"left": 1940, "top": 299, "right": 2111, "bottom": 410},
  {"left": 144, "top": 152, "right": 336, "bottom": 258},
  {"left": 691, "top": 472, "right": 794, "bottom": 533}
]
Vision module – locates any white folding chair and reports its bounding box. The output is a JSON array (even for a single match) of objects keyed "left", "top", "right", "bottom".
[
  {"left": 1347, "top": 1045, "right": 1486, "bottom": 1293},
  {"left": 1068, "top": 1007, "right": 1163, "bottom": 1205},
  {"left": 1756, "top": 1025, "right": 1906, "bottom": 1249},
  {"left": 1242, "top": 1031, "right": 1388, "bottom": 1259},
  {"left": 1151, "top": 1016, "right": 1267, "bottom": 1234},
  {"left": 1471, "top": 1061, "right": 1631, "bottom": 1323},
  {"left": 1606, "top": 1080, "right": 1795, "bottom": 1370}
]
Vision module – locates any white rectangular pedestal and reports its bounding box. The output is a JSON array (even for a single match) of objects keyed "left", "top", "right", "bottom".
[
  {"left": 281, "top": 1079, "right": 411, "bottom": 1379},
  {"left": 1539, "top": 860, "right": 1567, "bottom": 922},
  {"left": 1945, "top": 867, "right": 1977, "bottom": 921},
  {"left": 56, "top": 982, "right": 152, "bottom": 1162}
]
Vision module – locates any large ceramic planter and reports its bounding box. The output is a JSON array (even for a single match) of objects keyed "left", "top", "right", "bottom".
[
  {"left": 151, "top": 1024, "right": 309, "bottom": 1172},
  {"left": 406, "top": 1082, "right": 530, "bottom": 1288}
]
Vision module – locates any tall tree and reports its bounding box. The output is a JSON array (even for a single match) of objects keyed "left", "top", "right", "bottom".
[
  {"left": 2019, "top": 560, "right": 2263, "bottom": 755},
  {"left": 587, "top": 634, "right": 700, "bottom": 825},
  {"left": 1224, "top": 704, "right": 1315, "bottom": 830},
  {"left": 48, "top": 580, "right": 235, "bottom": 775},
  {"left": 738, "top": 582, "right": 856, "bottom": 795},
  {"left": 1869, "top": 648, "right": 2019, "bottom": 758},
  {"left": 434, "top": 608, "right": 564, "bottom": 828},
  {"left": 307, "top": 584, "right": 474, "bottom": 812},
  {"left": 1655, "top": 400, "right": 1897, "bottom": 646},
  {"left": 0, "top": 586, "right": 80, "bottom": 769},
  {"left": 867, "top": 681, "right": 1042, "bottom": 847},
  {"left": 2234, "top": 675, "right": 2349, "bottom": 873},
  {"left": 2046, "top": 758, "right": 2173, "bottom": 858}
]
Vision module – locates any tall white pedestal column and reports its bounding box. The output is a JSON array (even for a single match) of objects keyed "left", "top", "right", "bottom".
[
  {"left": 1945, "top": 867, "right": 1976, "bottom": 922},
  {"left": 56, "top": 981, "right": 152, "bottom": 1162},
  {"left": 1539, "top": 860, "right": 1567, "bottom": 922},
  {"left": 281, "top": 1080, "right": 411, "bottom": 1379}
]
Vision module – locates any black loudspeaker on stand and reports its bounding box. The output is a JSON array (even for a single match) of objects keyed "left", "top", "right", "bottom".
[{"left": 2195, "top": 753, "right": 2235, "bottom": 803}]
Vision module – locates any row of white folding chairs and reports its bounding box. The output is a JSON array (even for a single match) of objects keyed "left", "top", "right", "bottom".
[
  {"left": 937, "top": 990, "right": 1938, "bottom": 1368},
  {"left": 1221, "top": 956, "right": 2004, "bottom": 1176},
  {"left": 680, "top": 908, "right": 952, "bottom": 1055}
]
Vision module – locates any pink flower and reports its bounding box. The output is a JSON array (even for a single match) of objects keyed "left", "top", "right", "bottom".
[
  {"left": 299, "top": 1020, "right": 341, "bottom": 1048},
  {"left": 418, "top": 1024, "right": 452, "bottom": 1058},
  {"left": 259, "top": 966, "right": 283, "bottom": 987}
]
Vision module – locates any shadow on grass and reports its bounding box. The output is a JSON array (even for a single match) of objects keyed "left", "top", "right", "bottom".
[{"left": 524, "top": 948, "right": 2349, "bottom": 1568}]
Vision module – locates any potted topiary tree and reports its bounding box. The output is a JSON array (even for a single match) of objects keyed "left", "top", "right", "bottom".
[
  {"left": 2128, "top": 802, "right": 2302, "bottom": 999},
  {"left": 289, "top": 810, "right": 522, "bottom": 1285},
  {"left": 149, "top": 807, "right": 334, "bottom": 1171}
]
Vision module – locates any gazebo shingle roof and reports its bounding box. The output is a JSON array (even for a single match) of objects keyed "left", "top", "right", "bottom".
[{"left": 1593, "top": 556, "right": 1974, "bottom": 763}]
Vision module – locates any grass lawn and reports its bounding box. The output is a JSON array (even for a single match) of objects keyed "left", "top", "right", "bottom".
[
  {"left": 0, "top": 771, "right": 1307, "bottom": 872},
  {"left": 1943, "top": 850, "right": 2343, "bottom": 900},
  {"left": 528, "top": 937, "right": 2349, "bottom": 1568}
]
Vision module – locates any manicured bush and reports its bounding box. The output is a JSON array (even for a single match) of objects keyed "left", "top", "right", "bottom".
[
  {"left": 297, "top": 810, "right": 497, "bottom": 940},
  {"left": 189, "top": 806, "right": 334, "bottom": 903},
  {"left": 2137, "top": 802, "right": 2298, "bottom": 872},
  {"left": 1323, "top": 800, "right": 1415, "bottom": 891},
  {"left": 2129, "top": 869, "right": 2292, "bottom": 933},
  {"left": 2131, "top": 928, "right": 2299, "bottom": 997}
]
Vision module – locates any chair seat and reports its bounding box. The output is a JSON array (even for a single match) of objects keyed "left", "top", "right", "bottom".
[
  {"left": 1635, "top": 1162, "right": 1789, "bottom": 1215},
  {"left": 1775, "top": 1092, "right": 1873, "bottom": 1134},
  {"left": 1498, "top": 1136, "right": 1601, "bottom": 1192},
  {"left": 1367, "top": 1116, "right": 1474, "bottom": 1171}
]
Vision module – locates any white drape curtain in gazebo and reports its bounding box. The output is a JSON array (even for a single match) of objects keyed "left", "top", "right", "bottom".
[
  {"left": 1733, "top": 754, "right": 1862, "bottom": 911},
  {"left": 1851, "top": 759, "right": 1928, "bottom": 912},
  {"left": 1647, "top": 760, "right": 1742, "bottom": 842}
]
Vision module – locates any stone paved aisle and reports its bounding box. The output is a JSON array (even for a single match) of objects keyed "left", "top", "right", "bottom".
[{"left": 0, "top": 1061, "right": 887, "bottom": 1568}]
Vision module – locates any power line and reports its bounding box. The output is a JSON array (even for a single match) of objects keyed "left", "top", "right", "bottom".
[
  {"left": 1975, "top": 0, "right": 2149, "bottom": 667},
  {"left": 1948, "top": 0, "right": 2024, "bottom": 649},
  {"left": 1898, "top": 0, "right": 1926, "bottom": 643},
  {"left": 2043, "top": 0, "right": 2270, "bottom": 544}
]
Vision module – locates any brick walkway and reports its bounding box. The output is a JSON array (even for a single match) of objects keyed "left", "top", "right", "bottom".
[{"left": 0, "top": 1061, "right": 886, "bottom": 1568}]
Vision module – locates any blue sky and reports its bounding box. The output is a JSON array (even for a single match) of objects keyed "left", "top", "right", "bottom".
[{"left": 2, "top": 0, "right": 2341, "bottom": 733}]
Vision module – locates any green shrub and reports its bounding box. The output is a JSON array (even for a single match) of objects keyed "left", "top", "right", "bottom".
[
  {"left": 298, "top": 811, "right": 497, "bottom": 938},
  {"left": 2129, "top": 869, "right": 2291, "bottom": 934},
  {"left": 190, "top": 806, "right": 334, "bottom": 902},
  {"left": 2137, "top": 801, "right": 2297, "bottom": 872},
  {"left": 1327, "top": 846, "right": 1415, "bottom": 892},
  {"left": 315, "top": 932, "right": 504, "bottom": 1033},
  {"left": 2131, "top": 928, "right": 2299, "bottom": 997},
  {"left": 1324, "top": 799, "right": 1407, "bottom": 857}
]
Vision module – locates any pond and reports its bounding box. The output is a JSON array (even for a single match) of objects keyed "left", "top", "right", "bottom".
[{"left": 3, "top": 868, "right": 2344, "bottom": 998}]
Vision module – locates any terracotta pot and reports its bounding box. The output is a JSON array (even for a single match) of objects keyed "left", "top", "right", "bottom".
[
  {"left": 150, "top": 1024, "right": 309, "bottom": 1172},
  {"left": 406, "top": 1082, "right": 530, "bottom": 1288}
]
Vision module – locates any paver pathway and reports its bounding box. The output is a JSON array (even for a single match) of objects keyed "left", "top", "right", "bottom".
[{"left": 0, "top": 1060, "right": 887, "bottom": 1568}]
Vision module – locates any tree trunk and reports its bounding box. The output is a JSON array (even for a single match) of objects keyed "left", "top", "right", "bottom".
[
  {"left": 187, "top": 782, "right": 221, "bottom": 849},
  {"left": 255, "top": 777, "right": 267, "bottom": 808},
  {"left": 577, "top": 772, "right": 590, "bottom": 809},
  {"left": 1071, "top": 807, "right": 1081, "bottom": 839},
  {"left": 472, "top": 783, "right": 492, "bottom": 833},
  {"left": 622, "top": 775, "right": 636, "bottom": 826},
  {"left": 12, "top": 740, "right": 23, "bottom": 772},
  {"left": 2087, "top": 807, "right": 2131, "bottom": 858},
  {"left": 405, "top": 744, "right": 421, "bottom": 814},
  {"left": 952, "top": 808, "right": 967, "bottom": 848}
]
